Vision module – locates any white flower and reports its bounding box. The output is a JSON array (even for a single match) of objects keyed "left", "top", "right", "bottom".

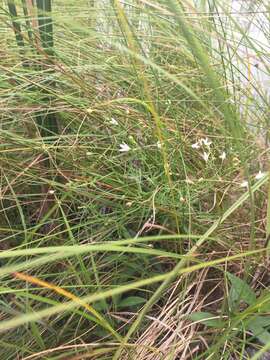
[
  {"left": 202, "top": 138, "right": 212, "bottom": 147},
  {"left": 240, "top": 180, "right": 248, "bottom": 188},
  {"left": 202, "top": 152, "right": 209, "bottom": 162},
  {"left": 255, "top": 170, "right": 266, "bottom": 180},
  {"left": 48, "top": 190, "right": 55, "bottom": 195},
  {"left": 157, "top": 141, "right": 162, "bottom": 149},
  {"left": 119, "top": 143, "right": 130, "bottom": 152},
  {"left": 191, "top": 142, "right": 200, "bottom": 149},
  {"left": 192, "top": 138, "right": 212, "bottom": 149},
  {"left": 219, "top": 151, "right": 226, "bottom": 161},
  {"left": 110, "top": 117, "right": 118, "bottom": 125}
]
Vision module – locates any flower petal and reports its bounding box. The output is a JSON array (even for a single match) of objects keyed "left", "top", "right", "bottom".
[
  {"left": 202, "top": 138, "right": 212, "bottom": 147},
  {"left": 110, "top": 117, "right": 118, "bottom": 125},
  {"left": 191, "top": 142, "right": 200, "bottom": 149},
  {"left": 240, "top": 180, "right": 248, "bottom": 188},
  {"left": 255, "top": 170, "right": 266, "bottom": 180},
  {"left": 202, "top": 152, "right": 209, "bottom": 162},
  {"left": 119, "top": 143, "right": 131, "bottom": 152},
  {"left": 219, "top": 151, "right": 226, "bottom": 161}
]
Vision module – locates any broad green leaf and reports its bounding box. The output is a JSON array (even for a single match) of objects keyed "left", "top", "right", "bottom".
[
  {"left": 227, "top": 272, "right": 256, "bottom": 309},
  {"left": 93, "top": 301, "right": 109, "bottom": 312},
  {"left": 118, "top": 296, "right": 147, "bottom": 309},
  {"left": 188, "top": 312, "right": 225, "bottom": 328},
  {"left": 248, "top": 318, "right": 270, "bottom": 345},
  {"left": 248, "top": 316, "right": 270, "bottom": 328}
]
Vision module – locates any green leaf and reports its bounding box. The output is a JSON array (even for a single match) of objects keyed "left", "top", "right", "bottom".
[
  {"left": 188, "top": 312, "right": 225, "bottom": 328},
  {"left": 118, "top": 296, "right": 147, "bottom": 309},
  {"left": 248, "top": 316, "right": 270, "bottom": 328},
  {"left": 30, "top": 321, "right": 45, "bottom": 350},
  {"left": 93, "top": 301, "right": 108, "bottom": 312},
  {"left": 248, "top": 317, "right": 270, "bottom": 345},
  {"left": 227, "top": 273, "right": 256, "bottom": 309},
  {"left": 112, "top": 293, "right": 122, "bottom": 309},
  {"left": 244, "top": 315, "right": 270, "bottom": 345}
]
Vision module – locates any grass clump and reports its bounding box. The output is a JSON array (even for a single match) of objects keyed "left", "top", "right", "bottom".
[{"left": 0, "top": 0, "right": 269, "bottom": 359}]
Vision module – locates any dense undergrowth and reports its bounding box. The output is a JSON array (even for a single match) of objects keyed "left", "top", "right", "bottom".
[{"left": 0, "top": 0, "right": 269, "bottom": 359}]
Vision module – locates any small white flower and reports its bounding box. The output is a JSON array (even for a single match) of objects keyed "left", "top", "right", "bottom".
[
  {"left": 202, "top": 138, "right": 212, "bottom": 147},
  {"left": 202, "top": 152, "right": 209, "bottom": 162},
  {"left": 119, "top": 143, "right": 131, "bottom": 152},
  {"left": 219, "top": 151, "right": 226, "bottom": 161},
  {"left": 191, "top": 142, "right": 200, "bottom": 149},
  {"left": 157, "top": 141, "right": 162, "bottom": 149},
  {"left": 240, "top": 180, "right": 248, "bottom": 188},
  {"left": 255, "top": 170, "right": 266, "bottom": 180},
  {"left": 48, "top": 190, "right": 55, "bottom": 195},
  {"left": 126, "top": 201, "right": 133, "bottom": 207},
  {"left": 110, "top": 117, "right": 118, "bottom": 125},
  {"left": 86, "top": 151, "right": 92, "bottom": 156}
]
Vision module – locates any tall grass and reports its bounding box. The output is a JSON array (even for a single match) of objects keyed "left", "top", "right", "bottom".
[{"left": 0, "top": 0, "right": 269, "bottom": 359}]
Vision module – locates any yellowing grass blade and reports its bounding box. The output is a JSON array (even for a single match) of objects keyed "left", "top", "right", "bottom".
[{"left": 13, "top": 271, "right": 122, "bottom": 341}]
